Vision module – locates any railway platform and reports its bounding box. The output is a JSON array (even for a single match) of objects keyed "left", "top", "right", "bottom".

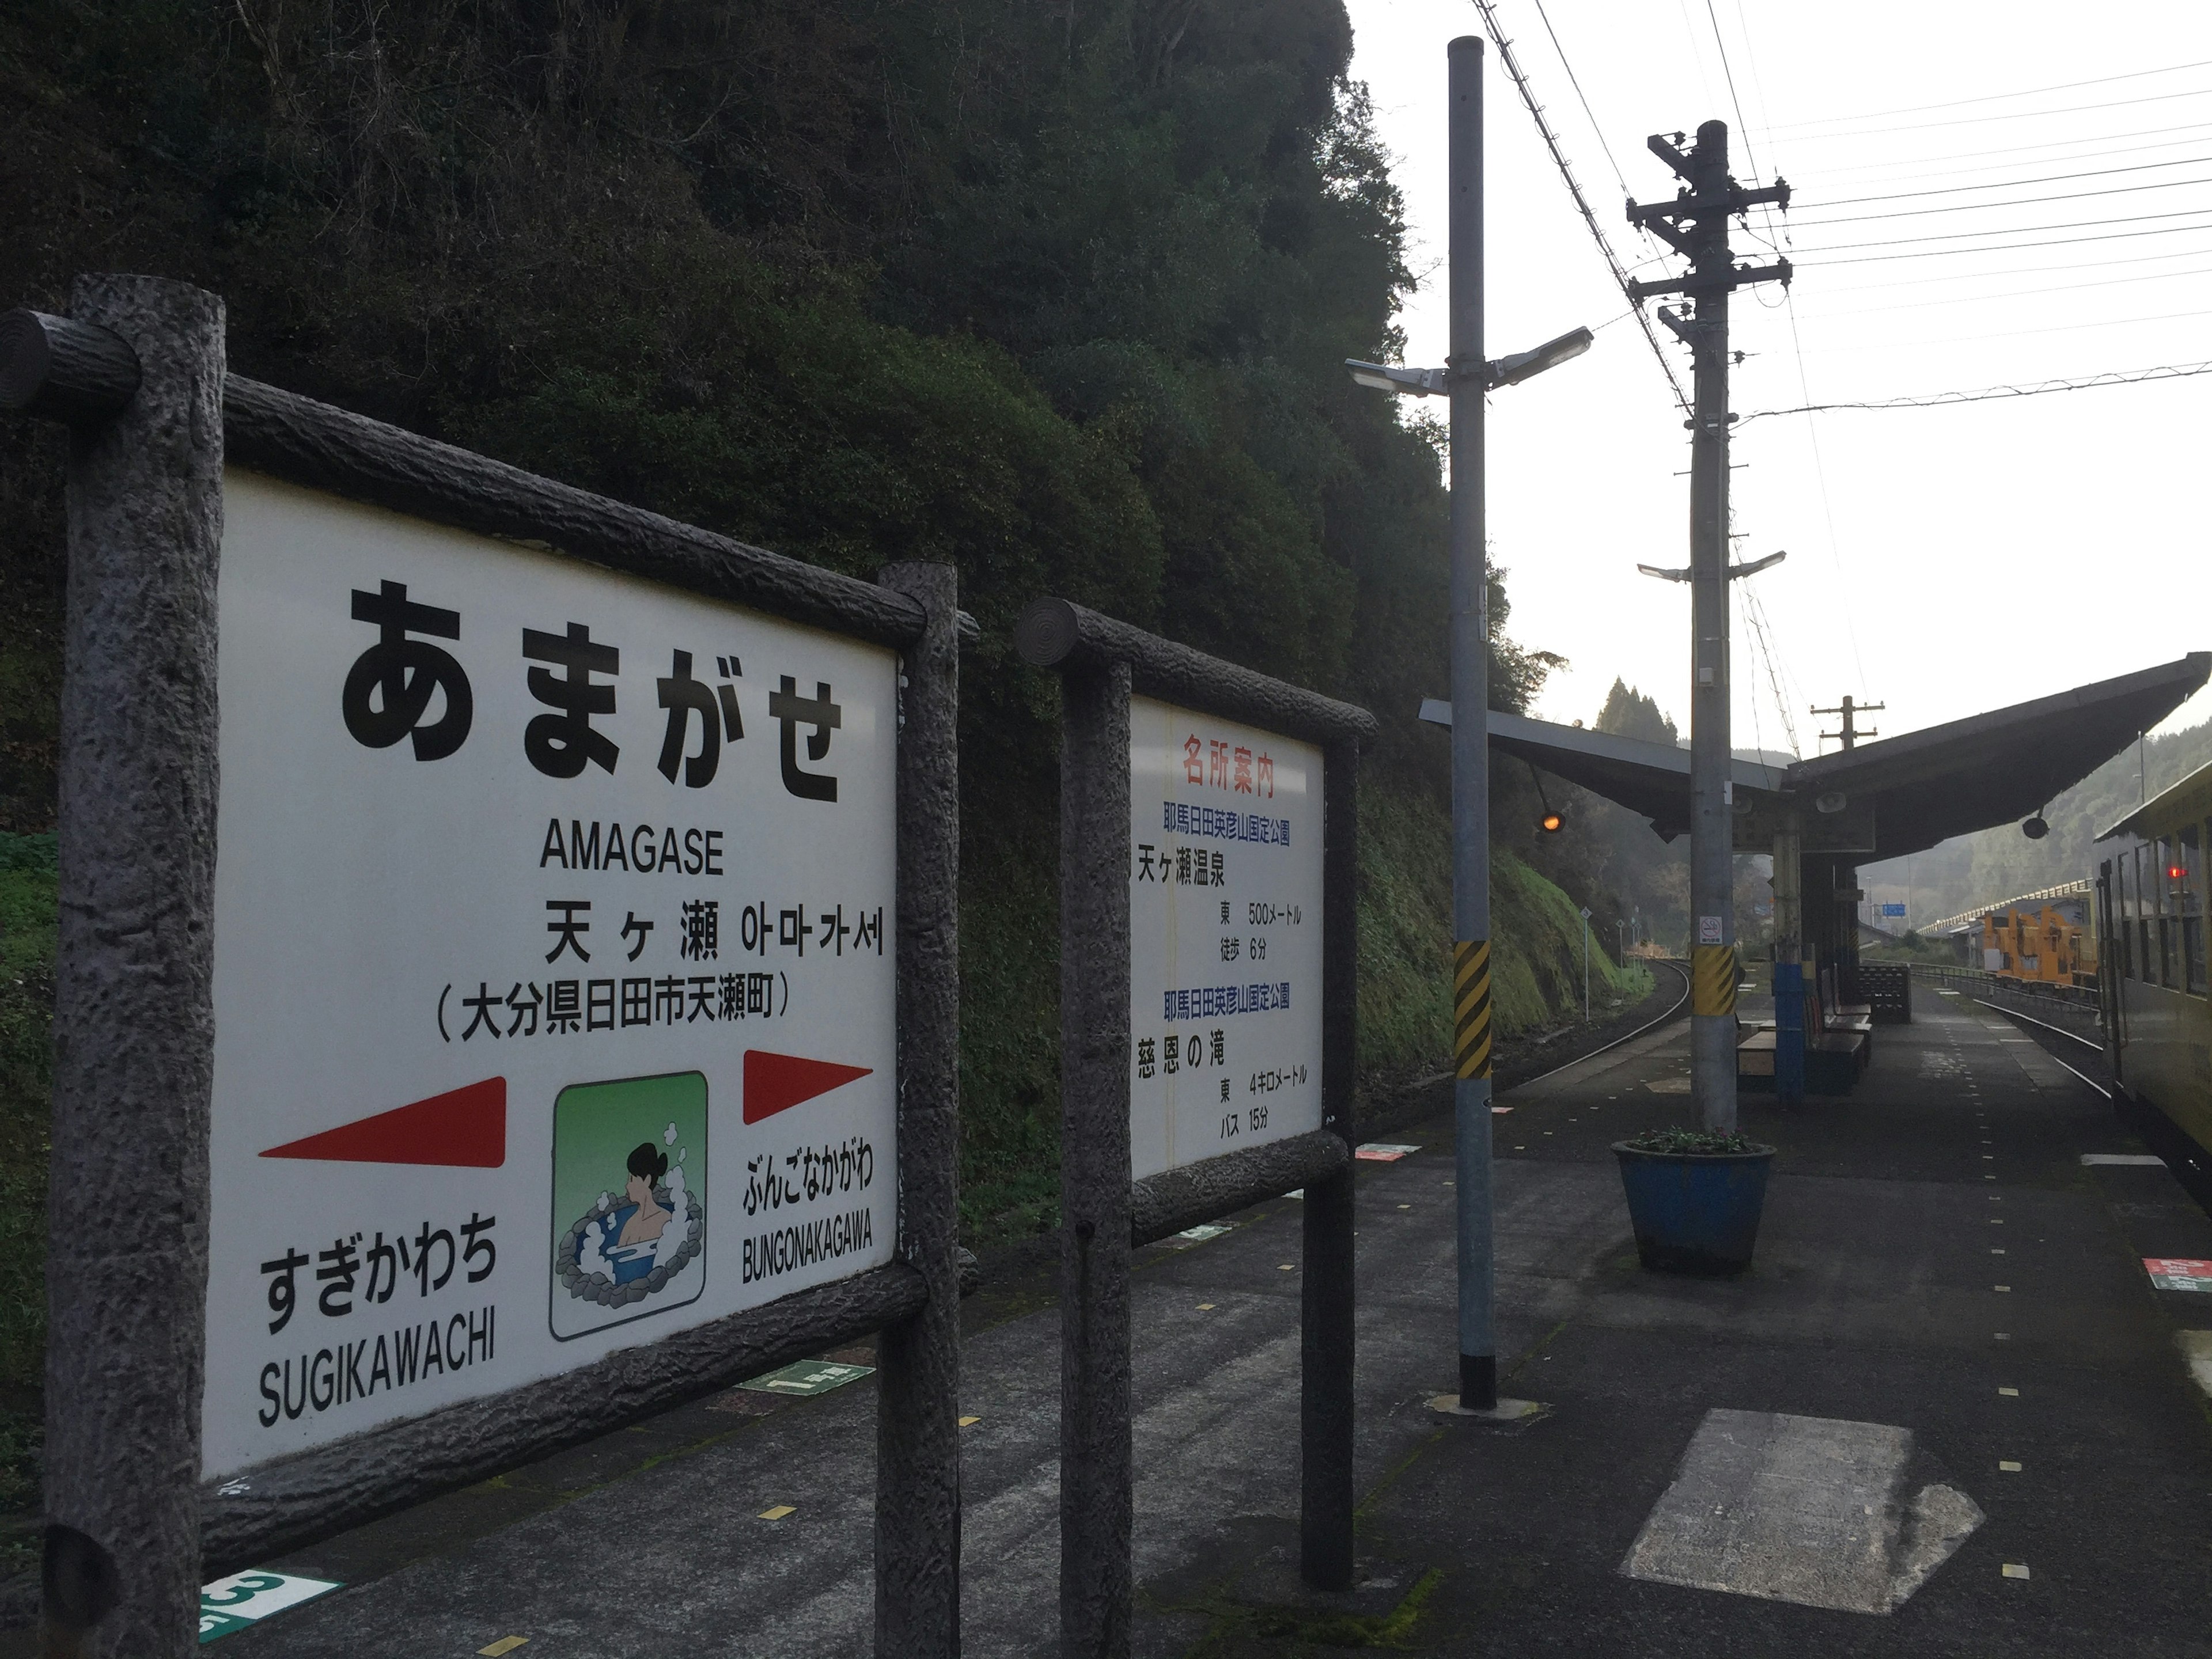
[{"left": 149, "top": 982, "right": 2212, "bottom": 1657}]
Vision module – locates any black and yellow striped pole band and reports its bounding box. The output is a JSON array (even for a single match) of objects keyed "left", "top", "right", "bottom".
[
  {"left": 1454, "top": 939, "right": 1493, "bottom": 1080},
  {"left": 1691, "top": 943, "right": 1738, "bottom": 1018}
]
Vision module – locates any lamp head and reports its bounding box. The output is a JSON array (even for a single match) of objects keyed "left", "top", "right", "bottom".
[{"left": 1488, "top": 326, "right": 1595, "bottom": 389}]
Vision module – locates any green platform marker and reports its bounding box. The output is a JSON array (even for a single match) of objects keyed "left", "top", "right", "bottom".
[
  {"left": 199, "top": 1570, "right": 342, "bottom": 1643},
  {"left": 740, "top": 1360, "right": 875, "bottom": 1397}
]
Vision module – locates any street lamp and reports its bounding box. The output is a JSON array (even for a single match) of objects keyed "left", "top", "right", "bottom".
[
  {"left": 1345, "top": 325, "right": 1592, "bottom": 402},
  {"left": 1343, "top": 37, "right": 1593, "bottom": 1418}
]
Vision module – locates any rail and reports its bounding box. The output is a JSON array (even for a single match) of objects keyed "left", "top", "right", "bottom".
[{"left": 1917, "top": 963, "right": 2104, "bottom": 1044}]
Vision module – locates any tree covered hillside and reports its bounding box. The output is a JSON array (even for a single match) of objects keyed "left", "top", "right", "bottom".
[{"left": 0, "top": 0, "right": 1624, "bottom": 1243}]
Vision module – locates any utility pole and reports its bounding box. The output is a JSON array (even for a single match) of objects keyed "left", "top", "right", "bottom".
[
  {"left": 1627, "top": 122, "right": 1790, "bottom": 1134},
  {"left": 1812, "top": 695, "right": 1883, "bottom": 751}
]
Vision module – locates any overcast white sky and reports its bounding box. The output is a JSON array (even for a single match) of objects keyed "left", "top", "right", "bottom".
[{"left": 1344, "top": 0, "right": 2212, "bottom": 756}]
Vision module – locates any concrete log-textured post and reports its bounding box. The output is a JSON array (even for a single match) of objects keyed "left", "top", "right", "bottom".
[
  {"left": 1059, "top": 660, "right": 1134, "bottom": 1659},
  {"left": 1300, "top": 736, "right": 1359, "bottom": 1589},
  {"left": 46, "top": 274, "right": 226, "bottom": 1656},
  {"left": 874, "top": 562, "right": 963, "bottom": 1657}
]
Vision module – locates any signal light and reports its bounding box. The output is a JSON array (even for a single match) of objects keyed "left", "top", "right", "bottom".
[
  {"left": 2170, "top": 865, "right": 2186, "bottom": 881},
  {"left": 1541, "top": 811, "right": 1564, "bottom": 834}
]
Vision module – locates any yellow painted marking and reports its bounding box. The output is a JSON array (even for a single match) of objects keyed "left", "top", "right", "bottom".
[
  {"left": 1992, "top": 1248, "right": 2006, "bottom": 1255},
  {"left": 1397, "top": 1203, "right": 1412, "bottom": 1210},
  {"left": 1196, "top": 1303, "right": 1215, "bottom": 1310},
  {"left": 1453, "top": 940, "right": 1494, "bottom": 1079},
  {"left": 1999, "top": 1387, "right": 2020, "bottom": 1397},
  {"left": 479, "top": 1641, "right": 529, "bottom": 1657},
  {"left": 1690, "top": 944, "right": 1738, "bottom": 1016},
  {"left": 1994, "top": 1332, "right": 2009, "bottom": 1340},
  {"left": 759, "top": 1505, "right": 796, "bottom": 1520},
  {"left": 1278, "top": 1263, "right": 1294, "bottom": 1271},
  {"left": 959, "top": 1415, "right": 981, "bottom": 1426},
  {"left": 1995, "top": 1285, "right": 2011, "bottom": 1292},
  {"left": 1998, "top": 1460, "right": 2022, "bottom": 1472},
  {"left": 2002, "top": 1563, "right": 2031, "bottom": 1580}
]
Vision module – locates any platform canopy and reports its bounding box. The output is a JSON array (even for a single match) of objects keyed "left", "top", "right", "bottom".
[{"left": 1484, "top": 653, "right": 2210, "bottom": 861}]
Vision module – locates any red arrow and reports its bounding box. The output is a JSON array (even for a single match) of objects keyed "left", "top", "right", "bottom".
[
  {"left": 743, "top": 1050, "right": 873, "bottom": 1124},
  {"left": 260, "top": 1077, "right": 506, "bottom": 1167}
]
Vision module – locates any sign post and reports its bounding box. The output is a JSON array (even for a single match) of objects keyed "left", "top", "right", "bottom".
[
  {"left": 6, "top": 278, "right": 964, "bottom": 1658},
  {"left": 1017, "top": 598, "right": 1374, "bottom": 1656}
]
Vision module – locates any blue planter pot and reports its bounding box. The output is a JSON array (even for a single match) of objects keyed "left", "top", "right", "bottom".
[{"left": 1613, "top": 1142, "right": 1776, "bottom": 1275}]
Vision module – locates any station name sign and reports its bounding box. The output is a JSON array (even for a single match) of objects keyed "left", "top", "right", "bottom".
[{"left": 203, "top": 472, "right": 898, "bottom": 1477}]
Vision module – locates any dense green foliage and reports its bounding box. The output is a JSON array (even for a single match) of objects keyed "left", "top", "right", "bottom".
[{"left": 0, "top": 3, "right": 1627, "bottom": 1305}]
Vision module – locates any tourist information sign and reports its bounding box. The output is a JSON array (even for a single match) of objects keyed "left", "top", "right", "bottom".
[
  {"left": 1017, "top": 596, "right": 1372, "bottom": 1657},
  {"left": 1128, "top": 698, "right": 1324, "bottom": 1177},
  {"left": 206, "top": 473, "right": 898, "bottom": 1476}
]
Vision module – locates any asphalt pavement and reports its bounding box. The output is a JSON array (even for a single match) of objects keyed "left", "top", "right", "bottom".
[{"left": 143, "top": 984, "right": 2212, "bottom": 1655}]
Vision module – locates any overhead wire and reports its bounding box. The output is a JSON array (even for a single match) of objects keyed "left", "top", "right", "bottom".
[
  {"left": 1791, "top": 302, "right": 2212, "bottom": 358},
  {"left": 1467, "top": 0, "right": 1691, "bottom": 413},
  {"left": 1790, "top": 202, "right": 2212, "bottom": 255},
  {"left": 1695, "top": 0, "right": 1857, "bottom": 707},
  {"left": 1759, "top": 59, "right": 2212, "bottom": 132},
  {"left": 1797, "top": 215, "right": 2212, "bottom": 267},
  {"left": 1787, "top": 170, "right": 2212, "bottom": 229},
  {"left": 1738, "top": 357, "right": 2212, "bottom": 421},
  {"left": 1797, "top": 257, "right": 2212, "bottom": 318},
  {"left": 1816, "top": 149, "right": 2212, "bottom": 209},
  {"left": 1805, "top": 120, "right": 2212, "bottom": 189},
  {"left": 1758, "top": 82, "right": 2212, "bottom": 143}
]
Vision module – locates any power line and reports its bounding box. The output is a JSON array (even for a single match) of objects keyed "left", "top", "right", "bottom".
[
  {"left": 1778, "top": 293, "right": 1870, "bottom": 696},
  {"left": 1809, "top": 244, "right": 2212, "bottom": 303},
  {"left": 1796, "top": 171, "right": 2212, "bottom": 231},
  {"left": 1798, "top": 259, "right": 2212, "bottom": 319},
  {"left": 1766, "top": 82, "right": 2212, "bottom": 143},
  {"left": 1791, "top": 302, "right": 2212, "bottom": 358},
  {"left": 1809, "top": 119, "right": 2212, "bottom": 185},
  {"left": 1528, "top": 0, "right": 1633, "bottom": 196},
  {"left": 1793, "top": 202, "right": 2212, "bottom": 255},
  {"left": 1739, "top": 357, "right": 2212, "bottom": 421},
  {"left": 1798, "top": 215, "right": 2212, "bottom": 268},
  {"left": 1702, "top": 0, "right": 1762, "bottom": 179},
  {"left": 1467, "top": 0, "right": 1690, "bottom": 413},
  {"left": 1759, "top": 58, "right": 2212, "bottom": 132},
  {"left": 1817, "top": 149, "right": 2212, "bottom": 209}
]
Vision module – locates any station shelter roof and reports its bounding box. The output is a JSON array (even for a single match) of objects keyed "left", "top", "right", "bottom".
[{"left": 1487, "top": 653, "right": 2209, "bottom": 861}]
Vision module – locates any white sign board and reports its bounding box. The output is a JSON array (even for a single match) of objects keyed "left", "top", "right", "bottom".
[
  {"left": 203, "top": 472, "right": 897, "bottom": 1478},
  {"left": 1127, "top": 696, "right": 1323, "bottom": 1180}
]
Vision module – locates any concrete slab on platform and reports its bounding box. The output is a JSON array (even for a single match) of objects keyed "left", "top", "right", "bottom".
[{"left": 128, "top": 984, "right": 2212, "bottom": 1659}]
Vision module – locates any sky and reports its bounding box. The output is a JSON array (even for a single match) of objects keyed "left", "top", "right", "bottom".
[{"left": 1343, "top": 0, "right": 2212, "bottom": 757}]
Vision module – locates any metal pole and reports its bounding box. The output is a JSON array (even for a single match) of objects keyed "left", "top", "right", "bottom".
[
  {"left": 875, "top": 561, "right": 963, "bottom": 1658},
  {"left": 1059, "top": 661, "right": 1133, "bottom": 1659},
  {"left": 46, "top": 274, "right": 225, "bottom": 1658},
  {"left": 1446, "top": 34, "right": 1498, "bottom": 1412},
  {"left": 1685, "top": 119, "right": 1740, "bottom": 1135}
]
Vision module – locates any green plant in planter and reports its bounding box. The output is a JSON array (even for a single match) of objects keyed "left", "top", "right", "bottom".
[{"left": 1621, "top": 1125, "right": 1772, "bottom": 1156}]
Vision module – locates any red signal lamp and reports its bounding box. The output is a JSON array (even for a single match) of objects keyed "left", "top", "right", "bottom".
[{"left": 2169, "top": 865, "right": 2187, "bottom": 881}]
